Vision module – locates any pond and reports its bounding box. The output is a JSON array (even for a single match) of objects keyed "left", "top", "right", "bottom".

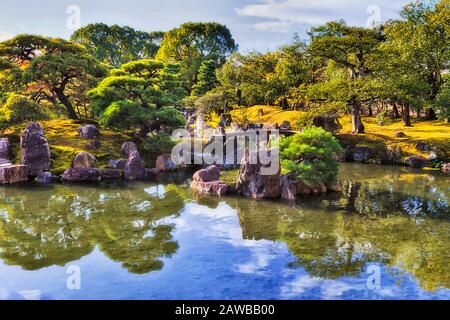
[{"left": 0, "top": 163, "right": 448, "bottom": 300}]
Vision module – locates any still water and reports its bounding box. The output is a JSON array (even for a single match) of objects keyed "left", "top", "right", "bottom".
[{"left": 0, "top": 163, "right": 448, "bottom": 300}]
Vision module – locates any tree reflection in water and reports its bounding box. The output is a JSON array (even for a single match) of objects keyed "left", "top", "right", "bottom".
[
  {"left": 230, "top": 164, "right": 449, "bottom": 292},
  {"left": 0, "top": 182, "right": 184, "bottom": 274}
]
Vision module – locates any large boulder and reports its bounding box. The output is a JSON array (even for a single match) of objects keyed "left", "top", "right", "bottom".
[
  {"left": 405, "top": 155, "right": 429, "bottom": 168},
  {"left": 193, "top": 165, "right": 221, "bottom": 182},
  {"left": 77, "top": 124, "right": 100, "bottom": 139},
  {"left": 124, "top": 150, "right": 146, "bottom": 180},
  {"left": 35, "top": 171, "right": 53, "bottom": 184},
  {"left": 61, "top": 168, "right": 101, "bottom": 182},
  {"left": 0, "top": 138, "right": 11, "bottom": 165},
  {"left": 72, "top": 152, "right": 96, "bottom": 169},
  {"left": 352, "top": 146, "right": 377, "bottom": 163},
  {"left": 0, "top": 164, "right": 28, "bottom": 184},
  {"left": 20, "top": 122, "right": 51, "bottom": 176},
  {"left": 236, "top": 149, "right": 281, "bottom": 199},
  {"left": 155, "top": 153, "right": 177, "bottom": 171},
  {"left": 121, "top": 141, "right": 138, "bottom": 157},
  {"left": 190, "top": 180, "right": 228, "bottom": 196}
]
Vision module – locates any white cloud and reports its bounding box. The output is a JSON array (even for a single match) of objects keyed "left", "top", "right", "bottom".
[{"left": 236, "top": 0, "right": 409, "bottom": 33}]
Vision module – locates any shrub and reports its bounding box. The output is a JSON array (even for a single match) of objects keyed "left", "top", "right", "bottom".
[
  {"left": 279, "top": 127, "right": 342, "bottom": 186},
  {"left": 142, "top": 133, "right": 176, "bottom": 165},
  {"left": 0, "top": 93, "right": 47, "bottom": 126}
]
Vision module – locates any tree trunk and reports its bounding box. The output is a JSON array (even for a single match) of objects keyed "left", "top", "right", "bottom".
[
  {"left": 368, "top": 103, "right": 373, "bottom": 117},
  {"left": 392, "top": 102, "right": 400, "bottom": 118},
  {"left": 402, "top": 103, "right": 412, "bottom": 127},
  {"left": 351, "top": 102, "right": 365, "bottom": 134},
  {"left": 55, "top": 89, "right": 77, "bottom": 119}
]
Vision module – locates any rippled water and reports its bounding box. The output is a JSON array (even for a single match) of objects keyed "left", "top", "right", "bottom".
[{"left": 0, "top": 163, "right": 448, "bottom": 300}]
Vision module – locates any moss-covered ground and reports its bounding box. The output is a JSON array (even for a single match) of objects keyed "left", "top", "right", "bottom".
[{"left": 2, "top": 120, "right": 133, "bottom": 174}]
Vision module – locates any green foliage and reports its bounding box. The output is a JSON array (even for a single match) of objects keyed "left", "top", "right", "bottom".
[
  {"left": 71, "top": 23, "right": 164, "bottom": 67},
  {"left": 0, "top": 93, "right": 47, "bottom": 126},
  {"left": 280, "top": 127, "right": 343, "bottom": 185},
  {"left": 156, "top": 22, "right": 237, "bottom": 92},
  {"left": 434, "top": 80, "right": 450, "bottom": 121},
  {"left": 191, "top": 60, "right": 219, "bottom": 96},
  {"left": 142, "top": 133, "right": 176, "bottom": 164},
  {"left": 89, "top": 59, "right": 185, "bottom": 133},
  {"left": 0, "top": 35, "right": 106, "bottom": 119},
  {"left": 194, "top": 89, "right": 230, "bottom": 113}
]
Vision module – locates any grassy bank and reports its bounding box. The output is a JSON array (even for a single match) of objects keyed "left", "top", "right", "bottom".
[
  {"left": 217, "top": 105, "right": 449, "bottom": 162},
  {"left": 2, "top": 120, "right": 133, "bottom": 175}
]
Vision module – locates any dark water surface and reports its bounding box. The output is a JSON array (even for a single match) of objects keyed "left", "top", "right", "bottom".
[{"left": 0, "top": 163, "right": 448, "bottom": 300}]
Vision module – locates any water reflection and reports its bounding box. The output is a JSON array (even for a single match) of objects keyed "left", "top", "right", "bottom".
[
  {"left": 227, "top": 164, "right": 449, "bottom": 292},
  {"left": 0, "top": 183, "right": 184, "bottom": 274}
]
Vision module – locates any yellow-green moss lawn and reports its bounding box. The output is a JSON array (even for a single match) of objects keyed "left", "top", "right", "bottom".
[{"left": 3, "top": 120, "right": 132, "bottom": 174}]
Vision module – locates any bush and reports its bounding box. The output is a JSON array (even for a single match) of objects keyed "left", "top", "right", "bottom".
[
  {"left": 280, "top": 127, "right": 342, "bottom": 186},
  {"left": 142, "top": 133, "right": 176, "bottom": 165},
  {"left": 0, "top": 93, "right": 47, "bottom": 126}
]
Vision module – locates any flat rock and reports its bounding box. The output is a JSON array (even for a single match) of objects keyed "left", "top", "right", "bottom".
[
  {"left": 100, "top": 169, "right": 122, "bottom": 180},
  {"left": 0, "top": 164, "right": 28, "bottom": 184},
  {"left": 61, "top": 168, "right": 101, "bottom": 182}
]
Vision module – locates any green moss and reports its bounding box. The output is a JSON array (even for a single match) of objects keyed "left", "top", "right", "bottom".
[
  {"left": 220, "top": 169, "right": 239, "bottom": 185},
  {"left": 3, "top": 119, "right": 133, "bottom": 175}
]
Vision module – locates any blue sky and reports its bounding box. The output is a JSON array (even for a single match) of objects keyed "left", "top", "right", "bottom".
[{"left": 0, "top": 0, "right": 411, "bottom": 52}]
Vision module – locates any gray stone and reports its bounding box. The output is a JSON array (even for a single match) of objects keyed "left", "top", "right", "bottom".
[
  {"left": 109, "top": 159, "right": 127, "bottom": 170},
  {"left": 61, "top": 168, "right": 101, "bottom": 182},
  {"left": 20, "top": 122, "right": 51, "bottom": 176},
  {"left": 236, "top": 148, "right": 281, "bottom": 199},
  {"left": 100, "top": 169, "right": 122, "bottom": 180},
  {"left": 353, "top": 146, "right": 377, "bottom": 163},
  {"left": 121, "top": 141, "right": 138, "bottom": 157},
  {"left": 0, "top": 164, "right": 28, "bottom": 184},
  {"left": 124, "top": 150, "right": 146, "bottom": 180},
  {"left": 193, "top": 165, "right": 221, "bottom": 183},
  {"left": 280, "top": 174, "right": 297, "bottom": 201},
  {"left": 441, "top": 163, "right": 450, "bottom": 174},
  {"left": 416, "top": 142, "right": 431, "bottom": 152},
  {"left": 405, "top": 156, "right": 429, "bottom": 168},
  {"left": 73, "top": 152, "right": 96, "bottom": 169},
  {"left": 0, "top": 138, "right": 11, "bottom": 163},
  {"left": 35, "top": 172, "right": 53, "bottom": 184},
  {"left": 77, "top": 124, "right": 100, "bottom": 139},
  {"left": 395, "top": 132, "right": 406, "bottom": 138},
  {"left": 155, "top": 153, "right": 177, "bottom": 171}
]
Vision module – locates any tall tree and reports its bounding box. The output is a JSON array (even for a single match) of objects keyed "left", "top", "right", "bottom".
[
  {"left": 191, "top": 59, "right": 219, "bottom": 96},
  {"left": 71, "top": 23, "right": 164, "bottom": 67},
  {"left": 88, "top": 59, "right": 185, "bottom": 136},
  {"left": 156, "top": 22, "right": 237, "bottom": 92},
  {"left": 0, "top": 35, "right": 105, "bottom": 119},
  {"left": 385, "top": 1, "right": 450, "bottom": 120},
  {"left": 308, "top": 21, "right": 383, "bottom": 133}
]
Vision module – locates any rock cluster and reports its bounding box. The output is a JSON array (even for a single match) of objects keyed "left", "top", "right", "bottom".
[
  {"left": 62, "top": 151, "right": 101, "bottom": 182},
  {"left": 20, "top": 122, "right": 51, "bottom": 176}
]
